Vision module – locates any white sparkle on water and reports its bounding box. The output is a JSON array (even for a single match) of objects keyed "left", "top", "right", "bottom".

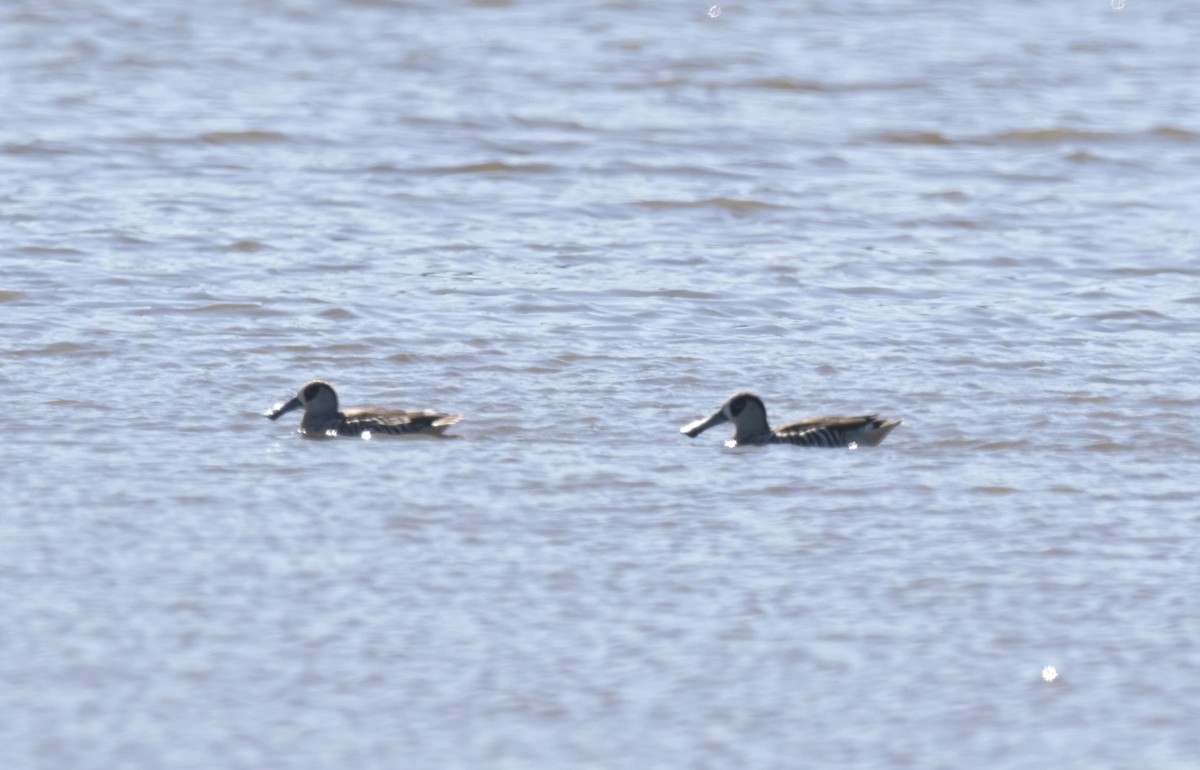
[
  {"left": 1111, "top": 0, "right": 1126, "bottom": 9},
  {"left": 708, "top": 5, "right": 721, "bottom": 19},
  {"left": 1041, "top": 665, "right": 1058, "bottom": 682}
]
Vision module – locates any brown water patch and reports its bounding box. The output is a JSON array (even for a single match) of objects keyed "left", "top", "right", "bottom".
[
  {"left": 426, "top": 161, "right": 559, "bottom": 175},
  {"left": 198, "top": 130, "right": 291, "bottom": 144}
]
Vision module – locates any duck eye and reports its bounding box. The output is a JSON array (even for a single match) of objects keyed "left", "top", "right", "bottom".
[
  {"left": 303, "top": 384, "right": 322, "bottom": 401},
  {"left": 730, "top": 396, "right": 746, "bottom": 415}
]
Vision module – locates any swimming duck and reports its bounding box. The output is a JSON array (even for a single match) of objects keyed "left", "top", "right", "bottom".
[
  {"left": 265, "top": 380, "right": 461, "bottom": 438},
  {"left": 681, "top": 392, "right": 900, "bottom": 448}
]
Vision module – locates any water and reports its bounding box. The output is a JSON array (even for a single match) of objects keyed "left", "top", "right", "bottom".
[{"left": 3, "top": 1, "right": 1199, "bottom": 768}]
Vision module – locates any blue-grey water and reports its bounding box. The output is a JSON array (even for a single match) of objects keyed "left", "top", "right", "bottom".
[{"left": 3, "top": 1, "right": 1199, "bottom": 768}]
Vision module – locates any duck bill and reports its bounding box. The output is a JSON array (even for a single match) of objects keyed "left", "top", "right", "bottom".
[
  {"left": 680, "top": 410, "right": 728, "bottom": 438},
  {"left": 265, "top": 396, "right": 302, "bottom": 421}
]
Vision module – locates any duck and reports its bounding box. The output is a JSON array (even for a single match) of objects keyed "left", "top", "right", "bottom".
[
  {"left": 265, "top": 380, "right": 461, "bottom": 438},
  {"left": 681, "top": 392, "right": 900, "bottom": 448}
]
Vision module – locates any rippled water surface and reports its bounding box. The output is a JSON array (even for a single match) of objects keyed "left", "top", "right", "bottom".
[{"left": 3, "top": 1, "right": 1199, "bottom": 768}]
